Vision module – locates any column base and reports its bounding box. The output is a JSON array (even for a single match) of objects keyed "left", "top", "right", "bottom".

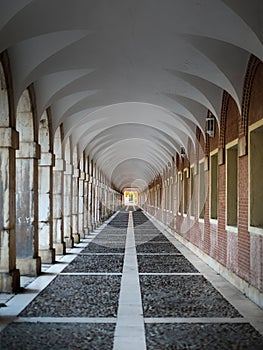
[
  {"left": 0, "top": 269, "right": 20, "bottom": 293},
  {"left": 79, "top": 231, "right": 85, "bottom": 240},
  {"left": 39, "top": 248, "right": 55, "bottom": 264},
  {"left": 73, "top": 233, "right": 80, "bottom": 244},
  {"left": 16, "top": 257, "right": 41, "bottom": 276},
  {"left": 64, "top": 237, "right": 74, "bottom": 248},
  {"left": 84, "top": 228, "right": 89, "bottom": 237},
  {"left": 53, "top": 242, "right": 66, "bottom": 255}
]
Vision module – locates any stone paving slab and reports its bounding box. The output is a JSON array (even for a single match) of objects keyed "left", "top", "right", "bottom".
[
  {"left": 19, "top": 275, "right": 121, "bottom": 318},
  {"left": 145, "top": 323, "right": 263, "bottom": 349},
  {"left": 136, "top": 242, "right": 181, "bottom": 254},
  {"left": 140, "top": 275, "right": 241, "bottom": 317},
  {"left": 63, "top": 254, "right": 124, "bottom": 273},
  {"left": 0, "top": 323, "right": 115, "bottom": 350},
  {"left": 137, "top": 255, "right": 198, "bottom": 273}
]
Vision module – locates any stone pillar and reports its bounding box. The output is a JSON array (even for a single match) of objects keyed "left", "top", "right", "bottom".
[
  {"left": 72, "top": 167, "right": 80, "bottom": 243},
  {"left": 83, "top": 173, "right": 89, "bottom": 236},
  {"left": 53, "top": 158, "right": 66, "bottom": 255},
  {"left": 87, "top": 175, "right": 93, "bottom": 232},
  {"left": 63, "top": 163, "right": 74, "bottom": 248},
  {"left": 96, "top": 180, "right": 101, "bottom": 225},
  {"left": 0, "top": 127, "right": 20, "bottom": 292},
  {"left": 93, "top": 178, "right": 98, "bottom": 228},
  {"left": 38, "top": 152, "right": 55, "bottom": 263},
  {"left": 91, "top": 177, "right": 96, "bottom": 230},
  {"left": 78, "top": 171, "right": 85, "bottom": 239},
  {"left": 16, "top": 141, "right": 41, "bottom": 276}
]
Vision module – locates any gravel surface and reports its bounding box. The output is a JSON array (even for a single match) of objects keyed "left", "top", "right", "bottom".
[
  {"left": 134, "top": 234, "right": 170, "bottom": 244},
  {"left": 63, "top": 254, "right": 124, "bottom": 273},
  {"left": 140, "top": 275, "right": 241, "bottom": 317},
  {"left": 0, "top": 323, "right": 115, "bottom": 350},
  {"left": 83, "top": 242, "right": 125, "bottom": 254},
  {"left": 137, "top": 255, "right": 198, "bottom": 273},
  {"left": 145, "top": 323, "right": 263, "bottom": 350},
  {"left": 19, "top": 275, "right": 121, "bottom": 317},
  {"left": 136, "top": 242, "right": 180, "bottom": 254}
]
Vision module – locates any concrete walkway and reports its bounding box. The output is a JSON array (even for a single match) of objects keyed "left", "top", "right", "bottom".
[{"left": 0, "top": 209, "right": 263, "bottom": 349}]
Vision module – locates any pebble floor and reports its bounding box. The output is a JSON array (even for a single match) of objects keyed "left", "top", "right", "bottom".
[{"left": 1, "top": 208, "right": 263, "bottom": 349}]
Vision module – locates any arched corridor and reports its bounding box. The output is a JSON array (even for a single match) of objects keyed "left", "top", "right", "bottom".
[{"left": 0, "top": 1, "right": 263, "bottom": 348}]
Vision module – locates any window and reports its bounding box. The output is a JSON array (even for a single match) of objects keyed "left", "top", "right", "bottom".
[
  {"left": 226, "top": 142, "right": 238, "bottom": 227},
  {"left": 210, "top": 152, "right": 218, "bottom": 220},
  {"left": 250, "top": 123, "right": 263, "bottom": 229},
  {"left": 199, "top": 161, "right": 205, "bottom": 219}
]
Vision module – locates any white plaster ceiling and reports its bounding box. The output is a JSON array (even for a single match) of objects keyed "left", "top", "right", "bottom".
[{"left": 0, "top": 0, "right": 262, "bottom": 191}]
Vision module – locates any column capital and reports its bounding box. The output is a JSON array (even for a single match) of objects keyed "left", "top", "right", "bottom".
[
  {"left": 64, "top": 163, "right": 73, "bottom": 175},
  {"left": 39, "top": 152, "right": 55, "bottom": 166},
  {"left": 16, "top": 141, "right": 40, "bottom": 159},
  {"left": 0, "top": 127, "right": 19, "bottom": 149},
  {"left": 53, "top": 158, "right": 65, "bottom": 171},
  {"left": 73, "top": 168, "right": 80, "bottom": 178},
  {"left": 79, "top": 171, "right": 86, "bottom": 180}
]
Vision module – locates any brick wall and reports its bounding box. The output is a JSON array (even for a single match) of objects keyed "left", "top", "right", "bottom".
[{"left": 144, "top": 56, "right": 263, "bottom": 296}]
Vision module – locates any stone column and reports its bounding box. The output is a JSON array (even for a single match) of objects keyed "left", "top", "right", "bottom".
[
  {"left": 91, "top": 177, "right": 96, "bottom": 230},
  {"left": 53, "top": 158, "right": 66, "bottom": 255},
  {"left": 96, "top": 180, "right": 101, "bottom": 225},
  {"left": 0, "top": 127, "right": 20, "bottom": 292},
  {"left": 38, "top": 152, "right": 55, "bottom": 263},
  {"left": 63, "top": 163, "right": 74, "bottom": 248},
  {"left": 87, "top": 175, "right": 93, "bottom": 232},
  {"left": 78, "top": 170, "right": 85, "bottom": 239},
  {"left": 93, "top": 178, "right": 98, "bottom": 228},
  {"left": 16, "top": 141, "right": 41, "bottom": 276},
  {"left": 83, "top": 173, "right": 89, "bottom": 236},
  {"left": 72, "top": 168, "right": 80, "bottom": 243}
]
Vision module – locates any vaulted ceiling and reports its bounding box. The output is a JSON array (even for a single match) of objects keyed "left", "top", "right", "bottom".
[{"left": 1, "top": 0, "right": 262, "bottom": 191}]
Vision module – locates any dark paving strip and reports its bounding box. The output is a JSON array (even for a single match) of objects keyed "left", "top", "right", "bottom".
[
  {"left": 19, "top": 275, "right": 121, "bottom": 318},
  {"left": 145, "top": 323, "right": 263, "bottom": 350},
  {"left": 79, "top": 252, "right": 124, "bottom": 256},
  {"left": 0, "top": 323, "right": 115, "bottom": 350},
  {"left": 62, "top": 254, "right": 124, "bottom": 273},
  {"left": 137, "top": 255, "right": 198, "bottom": 273},
  {"left": 140, "top": 275, "right": 241, "bottom": 318},
  {"left": 136, "top": 253, "right": 183, "bottom": 256},
  {"left": 136, "top": 242, "right": 181, "bottom": 254},
  {"left": 83, "top": 242, "right": 125, "bottom": 254},
  {"left": 135, "top": 235, "right": 170, "bottom": 243}
]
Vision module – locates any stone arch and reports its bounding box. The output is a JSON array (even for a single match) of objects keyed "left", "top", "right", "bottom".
[
  {"left": 52, "top": 125, "right": 66, "bottom": 255},
  {"left": 16, "top": 87, "right": 41, "bottom": 276},
  {"left": 0, "top": 53, "right": 20, "bottom": 292},
  {"left": 241, "top": 55, "right": 262, "bottom": 136},
  {"left": 38, "top": 110, "right": 55, "bottom": 263}
]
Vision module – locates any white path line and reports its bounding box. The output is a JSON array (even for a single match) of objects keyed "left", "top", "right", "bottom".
[
  {"left": 113, "top": 212, "right": 146, "bottom": 350},
  {"left": 60, "top": 273, "right": 122, "bottom": 276},
  {"left": 139, "top": 273, "right": 202, "bottom": 276},
  {"left": 15, "top": 317, "right": 116, "bottom": 323},
  {"left": 144, "top": 317, "right": 247, "bottom": 324}
]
